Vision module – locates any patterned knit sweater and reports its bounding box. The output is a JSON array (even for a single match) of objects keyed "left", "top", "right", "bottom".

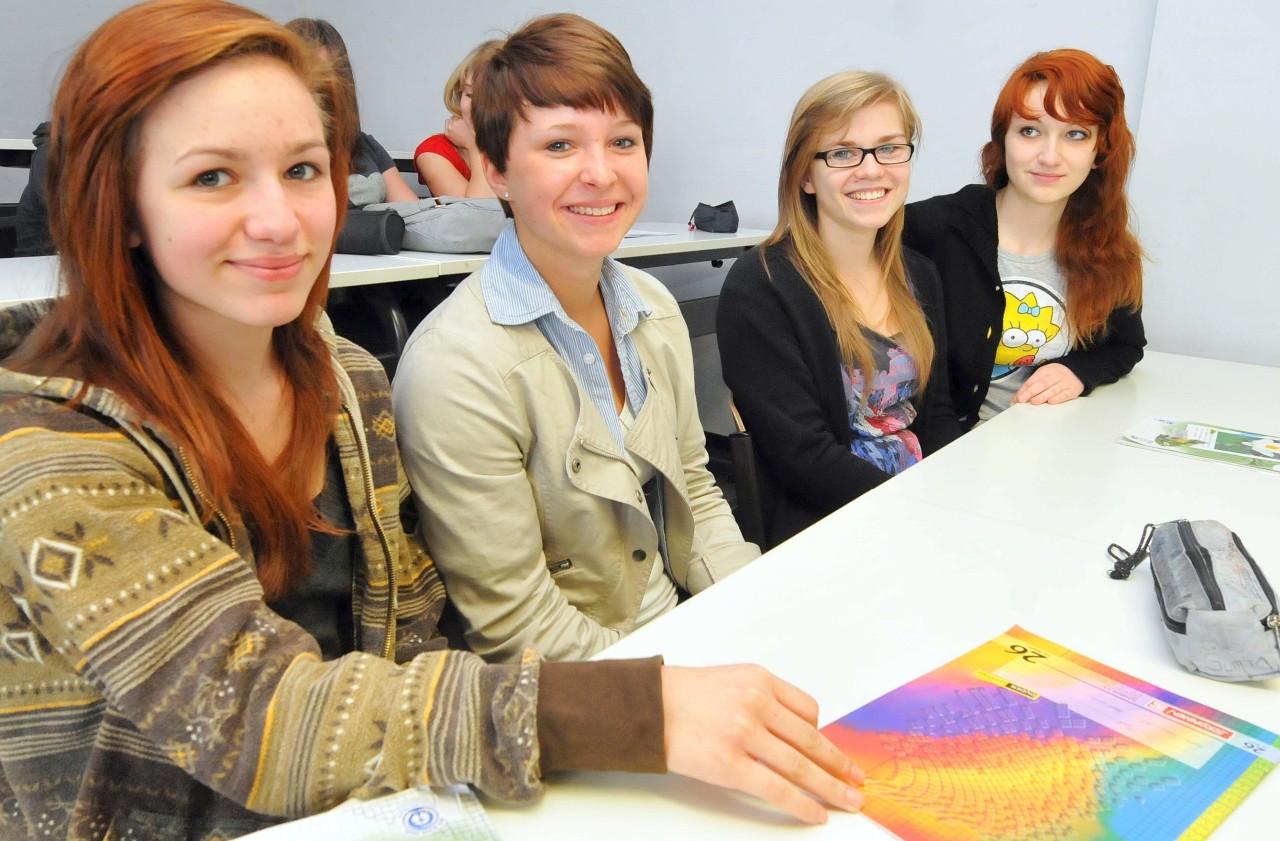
[{"left": 0, "top": 302, "right": 543, "bottom": 839}]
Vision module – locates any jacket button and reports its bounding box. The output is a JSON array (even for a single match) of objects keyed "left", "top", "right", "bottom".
[
  {"left": 635, "top": 490, "right": 644, "bottom": 503},
  {"left": 571, "top": 458, "right": 582, "bottom": 473},
  {"left": 632, "top": 549, "right": 647, "bottom": 561}
]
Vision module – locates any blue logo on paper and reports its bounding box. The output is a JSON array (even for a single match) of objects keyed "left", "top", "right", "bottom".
[{"left": 401, "top": 805, "right": 441, "bottom": 834}]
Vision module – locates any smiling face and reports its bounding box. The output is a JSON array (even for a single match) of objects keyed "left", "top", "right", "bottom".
[
  {"left": 484, "top": 105, "right": 647, "bottom": 282},
  {"left": 133, "top": 55, "right": 335, "bottom": 346},
  {"left": 802, "top": 100, "right": 911, "bottom": 247},
  {"left": 1001, "top": 83, "right": 1098, "bottom": 211}
]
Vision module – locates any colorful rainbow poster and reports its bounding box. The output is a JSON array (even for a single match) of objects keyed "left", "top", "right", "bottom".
[{"left": 822, "top": 627, "right": 1278, "bottom": 840}]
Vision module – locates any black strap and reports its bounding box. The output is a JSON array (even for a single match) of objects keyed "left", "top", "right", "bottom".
[
  {"left": 1108, "top": 522, "right": 1156, "bottom": 580},
  {"left": 641, "top": 475, "right": 669, "bottom": 566}
]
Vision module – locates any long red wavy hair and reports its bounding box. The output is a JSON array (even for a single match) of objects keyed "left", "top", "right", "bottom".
[
  {"left": 981, "top": 49, "right": 1143, "bottom": 345},
  {"left": 9, "top": 0, "right": 352, "bottom": 598}
]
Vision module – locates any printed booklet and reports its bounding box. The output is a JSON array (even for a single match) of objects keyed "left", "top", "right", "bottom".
[
  {"left": 822, "top": 626, "right": 1278, "bottom": 841},
  {"left": 1120, "top": 416, "right": 1280, "bottom": 474}
]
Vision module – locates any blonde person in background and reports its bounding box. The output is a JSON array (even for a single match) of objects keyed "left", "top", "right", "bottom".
[{"left": 413, "top": 40, "right": 500, "bottom": 197}]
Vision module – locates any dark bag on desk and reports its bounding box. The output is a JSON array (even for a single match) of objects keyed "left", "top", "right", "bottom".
[
  {"left": 336, "top": 208, "right": 405, "bottom": 255},
  {"left": 1109, "top": 519, "right": 1280, "bottom": 682},
  {"left": 688, "top": 200, "right": 739, "bottom": 233},
  {"left": 365, "top": 196, "right": 508, "bottom": 253}
]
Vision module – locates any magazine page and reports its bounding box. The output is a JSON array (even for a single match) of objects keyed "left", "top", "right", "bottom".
[
  {"left": 1120, "top": 416, "right": 1280, "bottom": 474},
  {"left": 822, "top": 626, "right": 1278, "bottom": 841}
]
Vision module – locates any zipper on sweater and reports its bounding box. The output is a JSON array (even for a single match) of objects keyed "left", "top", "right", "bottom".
[
  {"left": 176, "top": 445, "right": 236, "bottom": 553},
  {"left": 1177, "top": 519, "right": 1224, "bottom": 610},
  {"left": 342, "top": 407, "right": 397, "bottom": 661}
]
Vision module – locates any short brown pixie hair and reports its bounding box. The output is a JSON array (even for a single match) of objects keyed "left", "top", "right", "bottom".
[{"left": 471, "top": 13, "right": 654, "bottom": 173}]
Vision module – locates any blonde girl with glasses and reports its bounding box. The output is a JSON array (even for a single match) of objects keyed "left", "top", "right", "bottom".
[{"left": 717, "top": 71, "right": 960, "bottom": 548}]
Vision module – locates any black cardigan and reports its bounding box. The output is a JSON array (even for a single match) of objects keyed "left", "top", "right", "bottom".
[
  {"left": 716, "top": 240, "right": 960, "bottom": 548},
  {"left": 903, "top": 183, "right": 1145, "bottom": 429}
]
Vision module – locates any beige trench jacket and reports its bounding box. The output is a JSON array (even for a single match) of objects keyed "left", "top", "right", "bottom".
[{"left": 394, "top": 265, "right": 759, "bottom": 662}]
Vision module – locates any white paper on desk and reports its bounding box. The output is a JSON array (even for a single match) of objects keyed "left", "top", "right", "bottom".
[
  {"left": 238, "top": 785, "right": 501, "bottom": 840},
  {"left": 623, "top": 228, "right": 676, "bottom": 238},
  {"left": 1119, "top": 415, "right": 1280, "bottom": 475}
]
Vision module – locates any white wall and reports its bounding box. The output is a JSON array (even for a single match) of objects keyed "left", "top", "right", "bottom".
[
  {"left": 1128, "top": 0, "right": 1280, "bottom": 366},
  {"left": 5, "top": 1, "right": 1274, "bottom": 367},
  {"left": 249, "top": 0, "right": 1155, "bottom": 229},
  {"left": 0, "top": 1, "right": 1155, "bottom": 224}
]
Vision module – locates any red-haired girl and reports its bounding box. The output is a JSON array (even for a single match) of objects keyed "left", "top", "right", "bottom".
[{"left": 905, "top": 49, "right": 1144, "bottom": 429}]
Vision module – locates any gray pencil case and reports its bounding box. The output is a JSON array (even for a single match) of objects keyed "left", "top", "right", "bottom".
[{"left": 1109, "top": 519, "right": 1280, "bottom": 682}]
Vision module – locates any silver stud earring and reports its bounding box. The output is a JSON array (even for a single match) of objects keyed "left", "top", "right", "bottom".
[{"left": 504, "top": 192, "right": 510, "bottom": 199}]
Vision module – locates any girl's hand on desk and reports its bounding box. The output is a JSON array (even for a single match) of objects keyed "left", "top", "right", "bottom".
[
  {"left": 661, "top": 664, "right": 866, "bottom": 824},
  {"left": 1012, "top": 362, "right": 1084, "bottom": 405}
]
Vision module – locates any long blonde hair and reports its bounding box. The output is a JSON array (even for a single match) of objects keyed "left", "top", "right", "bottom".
[
  {"left": 444, "top": 39, "right": 501, "bottom": 117},
  {"left": 764, "top": 70, "right": 934, "bottom": 394}
]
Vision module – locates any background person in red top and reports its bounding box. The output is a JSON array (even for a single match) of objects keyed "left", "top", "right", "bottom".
[{"left": 414, "top": 40, "right": 499, "bottom": 197}]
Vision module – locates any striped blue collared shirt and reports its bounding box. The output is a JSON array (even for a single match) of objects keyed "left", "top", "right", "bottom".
[{"left": 480, "top": 225, "right": 651, "bottom": 450}]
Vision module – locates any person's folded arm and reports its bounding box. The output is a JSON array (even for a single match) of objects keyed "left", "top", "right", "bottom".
[
  {"left": 1056, "top": 303, "right": 1146, "bottom": 394},
  {"left": 416, "top": 151, "right": 468, "bottom": 197}
]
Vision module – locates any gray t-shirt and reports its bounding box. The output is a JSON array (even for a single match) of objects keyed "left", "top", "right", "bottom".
[{"left": 980, "top": 248, "right": 1073, "bottom": 421}]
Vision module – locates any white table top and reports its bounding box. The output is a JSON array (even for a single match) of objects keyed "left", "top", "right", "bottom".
[
  {"left": 0, "top": 224, "right": 767, "bottom": 297},
  {"left": 0, "top": 256, "right": 58, "bottom": 303},
  {"left": 484, "top": 350, "right": 1280, "bottom": 840},
  {"left": 0, "top": 254, "right": 437, "bottom": 301},
  {"left": 328, "top": 252, "right": 440, "bottom": 287},
  {"left": 0, "top": 137, "right": 37, "bottom": 151},
  {"left": 392, "top": 221, "right": 768, "bottom": 278}
]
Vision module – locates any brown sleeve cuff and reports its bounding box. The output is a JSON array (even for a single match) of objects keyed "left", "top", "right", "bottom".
[{"left": 536, "top": 655, "right": 666, "bottom": 775}]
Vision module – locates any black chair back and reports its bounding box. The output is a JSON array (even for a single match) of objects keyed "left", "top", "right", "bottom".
[{"left": 728, "top": 399, "right": 768, "bottom": 549}]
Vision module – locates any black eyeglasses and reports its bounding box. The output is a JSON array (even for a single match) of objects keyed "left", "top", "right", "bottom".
[{"left": 813, "top": 143, "right": 915, "bottom": 168}]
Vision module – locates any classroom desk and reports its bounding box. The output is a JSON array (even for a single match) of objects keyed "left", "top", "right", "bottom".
[
  {"left": 483, "top": 350, "right": 1280, "bottom": 840},
  {"left": 1, "top": 228, "right": 762, "bottom": 375},
  {"left": 328, "top": 252, "right": 441, "bottom": 287},
  {"left": 0, "top": 255, "right": 57, "bottom": 303},
  {"left": 0, "top": 253, "right": 445, "bottom": 301},
  {"left": 613, "top": 222, "right": 766, "bottom": 271},
  {"left": 0, "top": 137, "right": 36, "bottom": 168},
  {"left": 0, "top": 224, "right": 765, "bottom": 296},
  {"left": 387, "top": 222, "right": 767, "bottom": 278}
]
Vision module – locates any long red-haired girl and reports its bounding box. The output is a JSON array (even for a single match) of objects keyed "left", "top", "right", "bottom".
[{"left": 905, "top": 48, "right": 1144, "bottom": 429}]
